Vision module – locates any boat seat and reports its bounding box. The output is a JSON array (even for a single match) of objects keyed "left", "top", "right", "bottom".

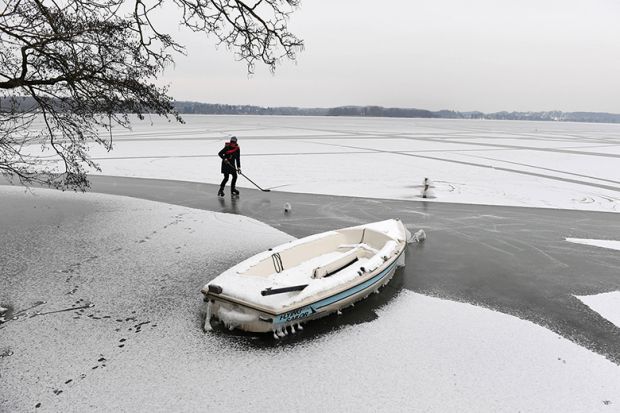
[
  {"left": 312, "top": 248, "right": 361, "bottom": 279},
  {"left": 337, "top": 243, "right": 378, "bottom": 254}
]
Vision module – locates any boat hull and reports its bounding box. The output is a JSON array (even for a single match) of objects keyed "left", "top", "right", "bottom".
[{"left": 204, "top": 248, "right": 404, "bottom": 334}]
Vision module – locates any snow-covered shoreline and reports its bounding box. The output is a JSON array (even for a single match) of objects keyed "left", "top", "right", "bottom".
[{"left": 1, "top": 186, "right": 619, "bottom": 412}]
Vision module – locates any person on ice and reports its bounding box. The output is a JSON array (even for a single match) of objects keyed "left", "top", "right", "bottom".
[{"left": 218, "top": 136, "right": 241, "bottom": 197}]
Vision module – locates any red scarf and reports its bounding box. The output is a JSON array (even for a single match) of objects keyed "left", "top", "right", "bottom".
[{"left": 225, "top": 142, "right": 239, "bottom": 155}]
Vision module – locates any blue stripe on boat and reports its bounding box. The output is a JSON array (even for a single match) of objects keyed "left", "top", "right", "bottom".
[{"left": 274, "top": 251, "right": 401, "bottom": 325}]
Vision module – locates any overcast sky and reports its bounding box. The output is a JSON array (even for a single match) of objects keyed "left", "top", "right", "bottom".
[{"left": 159, "top": 0, "right": 620, "bottom": 113}]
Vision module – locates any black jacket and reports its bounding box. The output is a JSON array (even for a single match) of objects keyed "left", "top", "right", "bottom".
[{"left": 218, "top": 142, "right": 240, "bottom": 174}]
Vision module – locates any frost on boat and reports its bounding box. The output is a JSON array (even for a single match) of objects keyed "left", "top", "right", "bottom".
[{"left": 201, "top": 219, "right": 409, "bottom": 336}]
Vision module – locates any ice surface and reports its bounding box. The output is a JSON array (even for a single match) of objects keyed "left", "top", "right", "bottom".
[{"left": 77, "top": 116, "right": 620, "bottom": 213}]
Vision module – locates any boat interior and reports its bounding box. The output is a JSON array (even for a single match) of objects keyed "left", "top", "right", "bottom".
[{"left": 241, "top": 227, "right": 395, "bottom": 279}]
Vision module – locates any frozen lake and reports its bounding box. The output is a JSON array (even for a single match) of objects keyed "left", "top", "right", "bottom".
[
  {"left": 2, "top": 116, "right": 619, "bottom": 411},
  {"left": 89, "top": 115, "right": 620, "bottom": 213}
]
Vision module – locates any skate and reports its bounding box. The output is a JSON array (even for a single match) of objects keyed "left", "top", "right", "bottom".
[
  {"left": 217, "top": 188, "right": 225, "bottom": 197},
  {"left": 231, "top": 188, "right": 240, "bottom": 197}
]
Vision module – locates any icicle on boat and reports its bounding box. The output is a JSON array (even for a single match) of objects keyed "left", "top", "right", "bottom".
[{"left": 201, "top": 219, "right": 409, "bottom": 336}]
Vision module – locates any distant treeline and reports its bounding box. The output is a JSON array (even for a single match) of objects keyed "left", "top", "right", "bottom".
[
  {"left": 174, "top": 101, "right": 620, "bottom": 124},
  {"left": 173, "top": 101, "right": 329, "bottom": 116},
  {"left": 4, "top": 96, "right": 620, "bottom": 124}
]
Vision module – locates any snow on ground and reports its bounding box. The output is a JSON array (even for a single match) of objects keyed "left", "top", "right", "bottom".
[
  {"left": 576, "top": 292, "right": 620, "bottom": 329},
  {"left": 1, "top": 186, "right": 619, "bottom": 412},
  {"left": 81, "top": 115, "right": 620, "bottom": 213}
]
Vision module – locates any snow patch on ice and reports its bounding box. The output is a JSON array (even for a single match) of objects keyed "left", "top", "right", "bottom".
[
  {"left": 198, "top": 291, "right": 620, "bottom": 412},
  {"left": 566, "top": 238, "right": 620, "bottom": 251},
  {"left": 575, "top": 291, "right": 620, "bottom": 328}
]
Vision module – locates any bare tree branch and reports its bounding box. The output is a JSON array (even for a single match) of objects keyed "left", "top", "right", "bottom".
[{"left": 0, "top": 0, "right": 303, "bottom": 190}]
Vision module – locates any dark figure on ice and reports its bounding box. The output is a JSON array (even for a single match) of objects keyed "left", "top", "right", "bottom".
[{"left": 218, "top": 136, "right": 241, "bottom": 197}]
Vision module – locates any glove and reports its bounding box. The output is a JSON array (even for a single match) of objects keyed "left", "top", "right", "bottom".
[{"left": 237, "top": 168, "right": 242, "bottom": 174}]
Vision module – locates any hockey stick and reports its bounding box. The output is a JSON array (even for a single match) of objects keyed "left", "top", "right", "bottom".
[
  {"left": 239, "top": 171, "right": 271, "bottom": 192},
  {"left": 224, "top": 160, "right": 271, "bottom": 192}
]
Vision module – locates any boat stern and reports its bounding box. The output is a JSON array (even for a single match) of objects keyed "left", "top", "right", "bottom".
[{"left": 202, "top": 287, "right": 274, "bottom": 333}]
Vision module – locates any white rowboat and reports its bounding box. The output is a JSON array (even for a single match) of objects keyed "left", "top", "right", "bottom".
[{"left": 201, "top": 219, "right": 409, "bottom": 336}]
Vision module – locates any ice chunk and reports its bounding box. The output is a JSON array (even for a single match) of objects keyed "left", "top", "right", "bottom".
[
  {"left": 410, "top": 229, "right": 426, "bottom": 243},
  {"left": 216, "top": 306, "right": 259, "bottom": 329},
  {"left": 204, "top": 303, "right": 213, "bottom": 331}
]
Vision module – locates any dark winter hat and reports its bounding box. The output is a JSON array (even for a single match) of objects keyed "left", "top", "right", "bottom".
[{"left": 230, "top": 136, "right": 238, "bottom": 143}]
